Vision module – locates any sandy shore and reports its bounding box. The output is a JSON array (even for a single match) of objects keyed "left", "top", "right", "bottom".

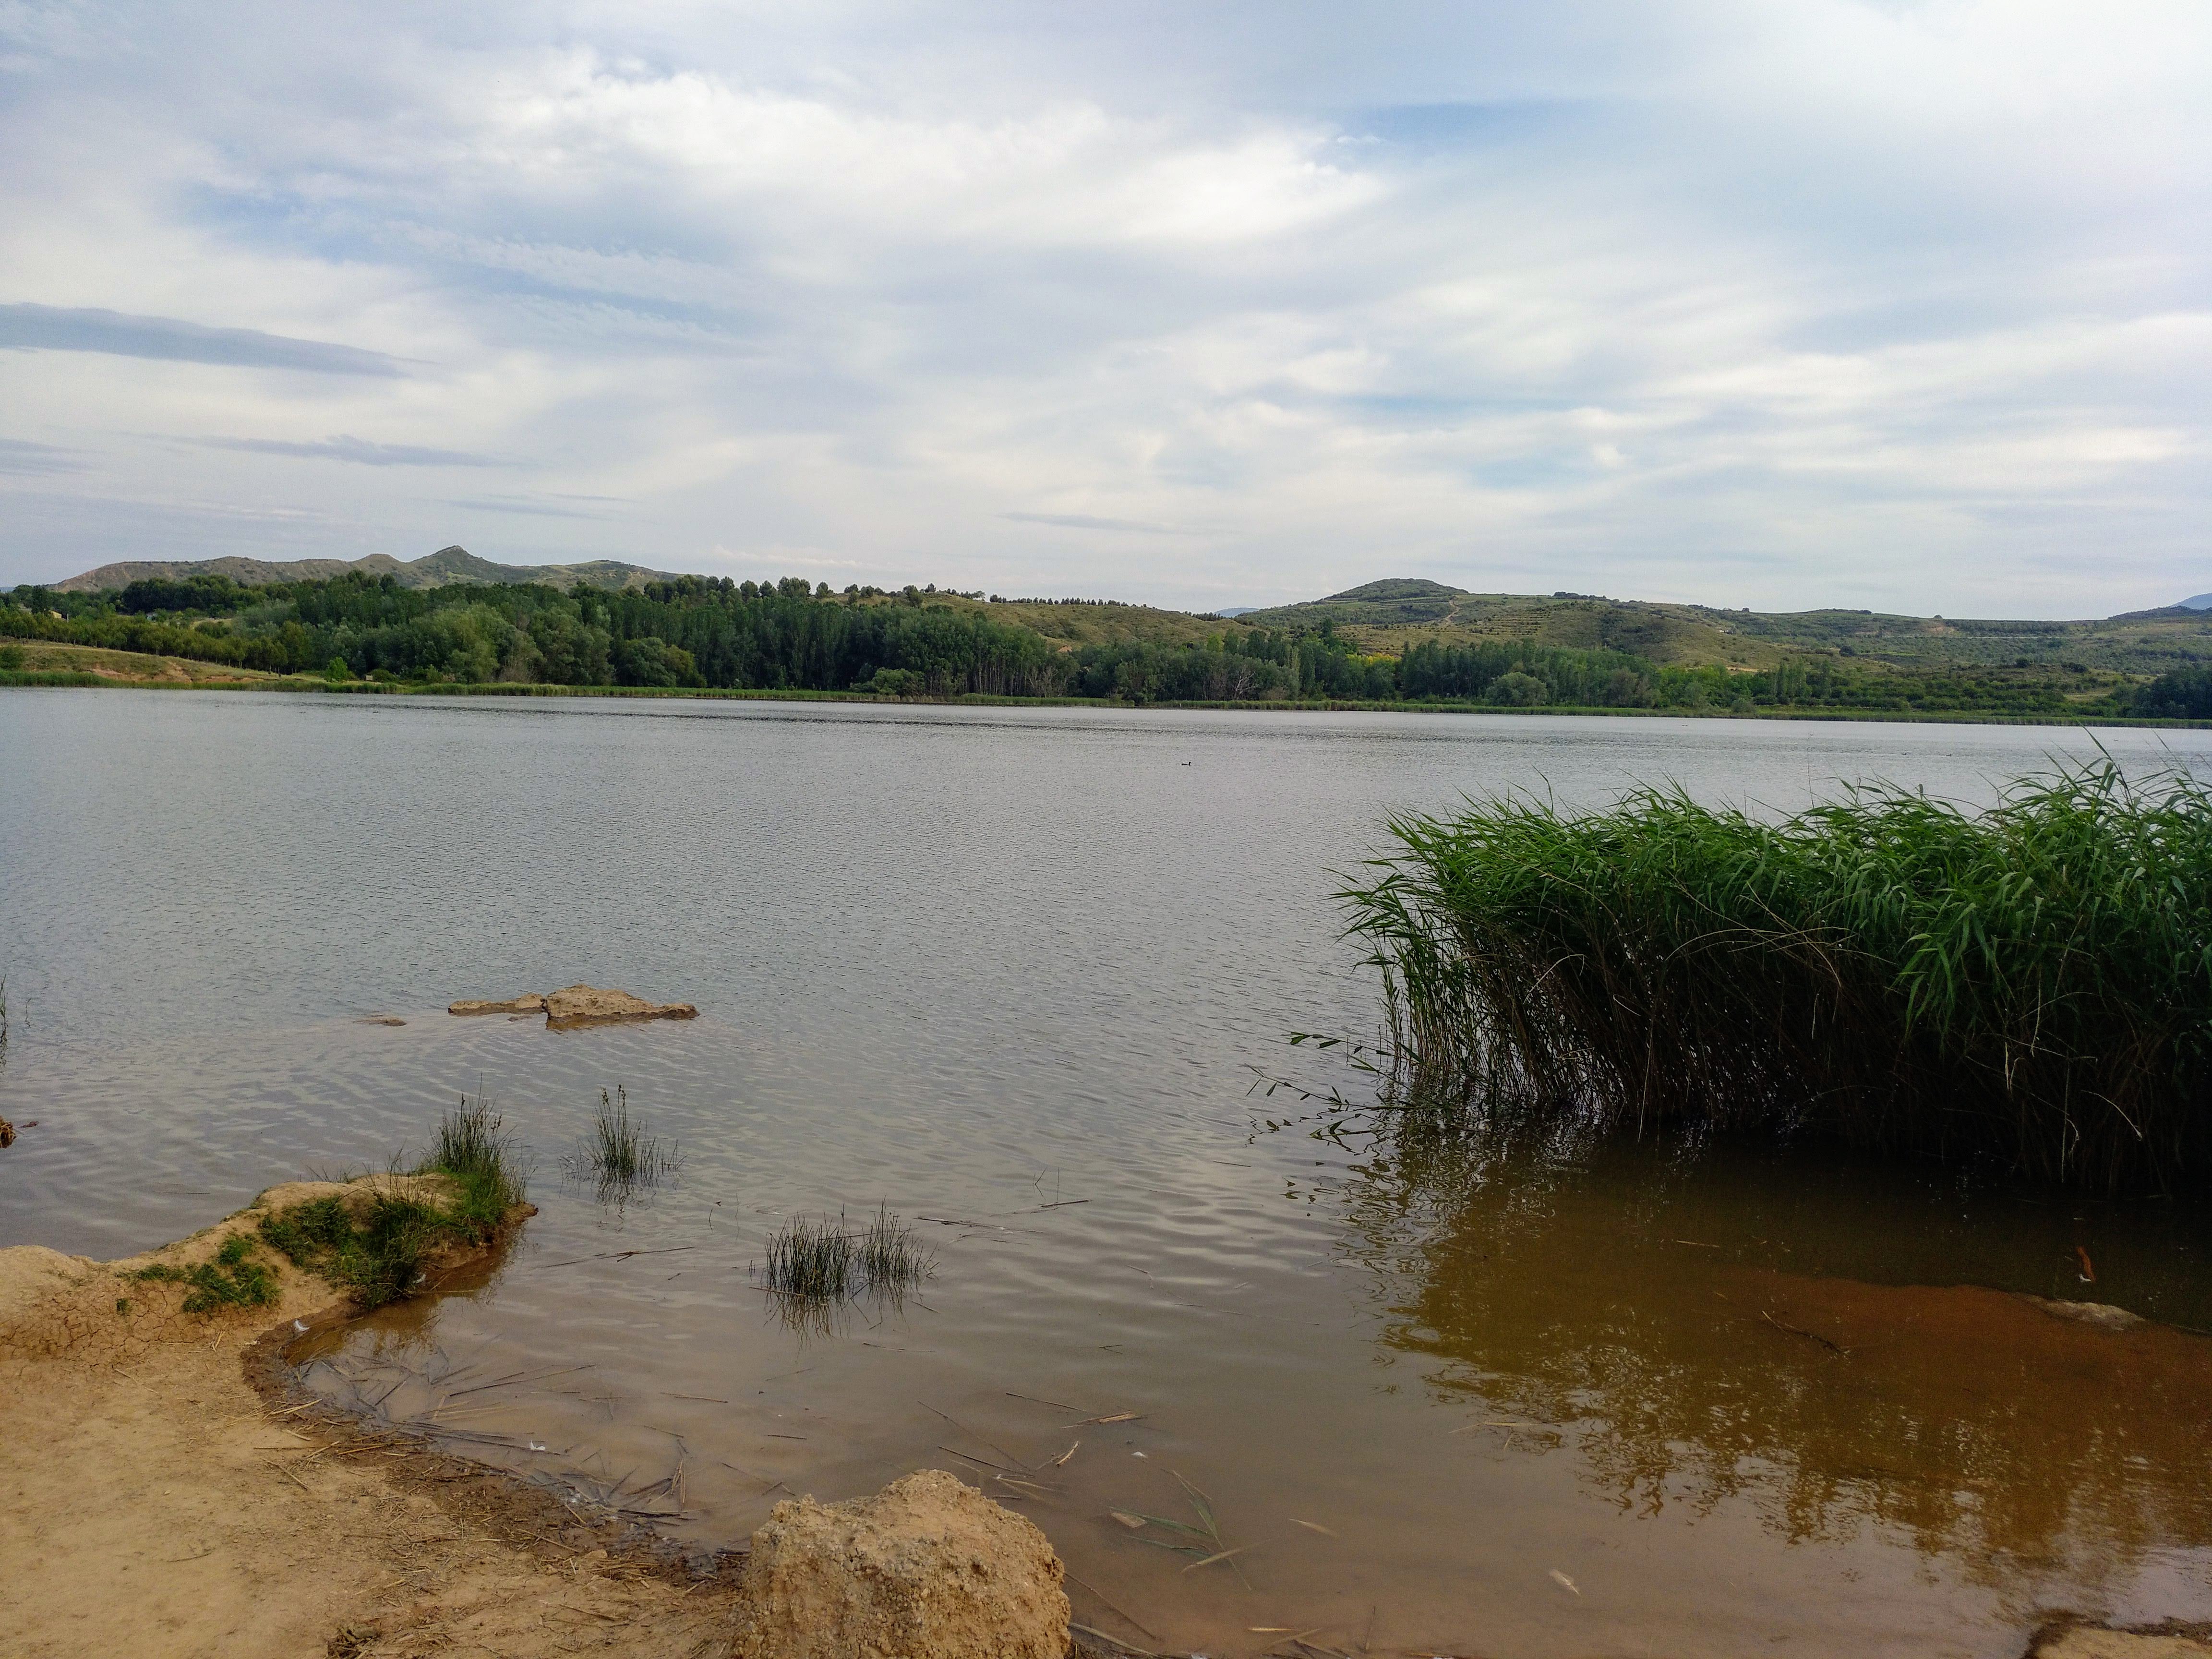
[{"left": 1, "top": 1178, "right": 744, "bottom": 1659}]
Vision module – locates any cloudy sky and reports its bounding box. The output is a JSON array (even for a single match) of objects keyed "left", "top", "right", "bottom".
[{"left": 0, "top": 2, "right": 2204, "bottom": 613}]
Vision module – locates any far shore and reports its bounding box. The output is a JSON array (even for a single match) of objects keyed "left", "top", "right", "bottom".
[{"left": 4, "top": 642, "right": 2206, "bottom": 731}]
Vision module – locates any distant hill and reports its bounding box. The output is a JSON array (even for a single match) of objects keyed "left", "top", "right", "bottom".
[
  {"left": 51, "top": 545, "right": 676, "bottom": 594},
  {"left": 1236, "top": 578, "right": 2212, "bottom": 675},
  {"left": 29, "top": 555, "right": 2212, "bottom": 679}
]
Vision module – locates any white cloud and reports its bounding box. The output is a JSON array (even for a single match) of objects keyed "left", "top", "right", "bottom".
[{"left": 0, "top": 1, "right": 2205, "bottom": 613}]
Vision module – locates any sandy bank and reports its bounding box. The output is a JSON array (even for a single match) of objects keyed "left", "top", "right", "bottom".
[
  {"left": 1, "top": 1178, "right": 744, "bottom": 1659},
  {"left": 3, "top": 1176, "right": 1082, "bottom": 1659}
]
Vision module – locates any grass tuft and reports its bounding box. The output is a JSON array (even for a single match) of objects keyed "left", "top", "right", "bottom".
[
  {"left": 426, "top": 1092, "right": 529, "bottom": 1221},
  {"left": 133, "top": 1233, "right": 279, "bottom": 1312},
  {"left": 258, "top": 1093, "right": 530, "bottom": 1309},
  {"left": 565, "top": 1085, "right": 680, "bottom": 1200},
  {"left": 855, "top": 1204, "right": 933, "bottom": 1290},
  {"left": 760, "top": 1206, "right": 932, "bottom": 1306},
  {"left": 1340, "top": 758, "right": 2212, "bottom": 1193}
]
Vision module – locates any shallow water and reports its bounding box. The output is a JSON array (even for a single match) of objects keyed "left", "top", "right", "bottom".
[{"left": 4, "top": 691, "right": 2211, "bottom": 1657}]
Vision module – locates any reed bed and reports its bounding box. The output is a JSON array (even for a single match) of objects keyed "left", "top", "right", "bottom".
[{"left": 1340, "top": 760, "right": 2212, "bottom": 1192}]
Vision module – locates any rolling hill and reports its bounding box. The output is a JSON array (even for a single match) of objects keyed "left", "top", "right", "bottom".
[
  {"left": 51, "top": 545, "right": 676, "bottom": 594},
  {"left": 1236, "top": 579, "right": 2212, "bottom": 675}
]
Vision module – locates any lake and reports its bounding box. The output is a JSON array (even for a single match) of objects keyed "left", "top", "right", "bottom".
[{"left": 4, "top": 690, "right": 2210, "bottom": 1658}]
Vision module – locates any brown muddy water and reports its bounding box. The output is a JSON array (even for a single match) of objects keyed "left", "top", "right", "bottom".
[{"left": 4, "top": 692, "right": 2211, "bottom": 1657}]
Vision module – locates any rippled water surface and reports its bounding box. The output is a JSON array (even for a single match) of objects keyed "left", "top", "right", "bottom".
[{"left": 5, "top": 691, "right": 2212, "bottom": 1658}]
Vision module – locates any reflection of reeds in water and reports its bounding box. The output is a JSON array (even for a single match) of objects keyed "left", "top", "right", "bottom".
[
  {"left": 1341, "top": 761, "right": 2212, "bottom": 1192},
  {"left": 565, "top": 1086, "right": 681, "bottom": 1204},
  {"left": 1341, "top": 1111, "right": 2212, "bottom": 1572},
  {"left": 759, "top": 1207, "right": 933, "bottom": 1329}
]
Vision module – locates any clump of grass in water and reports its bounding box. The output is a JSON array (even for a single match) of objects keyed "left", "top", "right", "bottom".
[
  {"left": 856, "top": 1205, "right": 932, "bottom": 1290},
  {"left": 760, "top": 1206, "right": 933, "bottom": 1307},
  {"left": 133, "top": 1234, "right": 279, "bottom": 1312},
  {"left": 260, "top": 1094, "right": 529, "bottom": 1309},
  {"left": 565, "top": 1085, "right": 681, "bottom": 1201},
  {"left": 1339, "top": 758, "right": 2212, "bottom": 1193},
  {"left": 764, "top": 1213, "right": 858, "bottom": 1300}
]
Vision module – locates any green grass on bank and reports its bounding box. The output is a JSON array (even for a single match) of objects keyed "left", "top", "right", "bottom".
[
  {"left": 258, "top": 1095, "right": 529, "bottom": 1309},
  {"left": 131, "top": 1234, "right": 280, "bottom": 1312},
  {"left": 1342, "top": 760, "right": 2212, "bottom": 1193},
  {"left": 7, "top": 666, "right": 2208, "bottom": 728}
]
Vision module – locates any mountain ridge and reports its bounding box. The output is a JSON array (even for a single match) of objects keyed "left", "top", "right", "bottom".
[{"left": 50, "top": 545, "right": 676, "bottom": 594}]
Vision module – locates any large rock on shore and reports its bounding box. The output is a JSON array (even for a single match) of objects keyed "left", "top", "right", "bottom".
[{"left": 732, "top": 1469, "right": 1070, "bottom": 1659}]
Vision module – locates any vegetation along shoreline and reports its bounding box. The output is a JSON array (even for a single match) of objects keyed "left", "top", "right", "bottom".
[
  {"left": 1343, "top": 759, "right": 2212, "bottom": 1195},
  {"left": 9, "top": 661, "right": 2212, "bottom": 730},
  {"left": 11, "top": 564, "right": 2212, "bottom": 725}
]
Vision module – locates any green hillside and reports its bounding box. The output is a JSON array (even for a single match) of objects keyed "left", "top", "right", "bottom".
[
  {"left": 7, "top": 565, "right": 2210, "bottom": 721},
  {"left": 1238, "top": 581, "right": 2212, "bottom": 676}
]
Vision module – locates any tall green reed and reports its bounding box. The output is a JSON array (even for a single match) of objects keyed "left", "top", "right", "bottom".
[{"left": 1340, "top": 759, "right": 2212, "bottom": 1192}]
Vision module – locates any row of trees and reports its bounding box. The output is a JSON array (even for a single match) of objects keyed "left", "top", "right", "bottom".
[{"left": 0, "top": 572, "right": 2158, "bottom": 717}]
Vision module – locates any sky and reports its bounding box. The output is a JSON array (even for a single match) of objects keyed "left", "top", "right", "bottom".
[{"left": 0, "top": 2, "right": 2205, "bottom": 615}]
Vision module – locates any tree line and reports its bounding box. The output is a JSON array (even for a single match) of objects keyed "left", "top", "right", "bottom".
[{"left": 0, "top": 571, "right": 2178, "bottom": 717}]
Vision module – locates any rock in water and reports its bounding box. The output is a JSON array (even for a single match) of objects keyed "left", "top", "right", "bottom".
[
  {"left": 448, "top": 994, "right": 548, "bottom": 1016},
  {"left": 542, "top": 984, "right": 697, "bottom": 1028},
  {"left": 732, "top": 1468, "right": 1070, "bottom": 1659},
  {"left": 448, "top": 986, "right": 697, "bottom": 1025},
  {"left": 2023, "top": 1295, "right": 2146, "bottom": 1332}
]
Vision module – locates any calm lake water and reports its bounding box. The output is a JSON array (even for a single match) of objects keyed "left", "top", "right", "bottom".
[{"left": 4, "top": 690, "right": 2211, "bottom": 1658}]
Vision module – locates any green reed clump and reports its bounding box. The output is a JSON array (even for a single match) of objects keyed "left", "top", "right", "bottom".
[
  {"left": 763, "top": 1214, "right": 857, "bottom": 1299},
  {"left": 259, "top": 1094, "right": 530, "bottom": 1308},
  {"left": 760, "top": 1207, "right": 932, "bottom": 1304},
  {"left": 566, "top": 1085, "right": 680, "bottom": 1197},
  {"left": 1340, "top": 759, "right": 2212, "bottom": 1193},
  {"left": 855, "top": 1205, "right": 933, "bottom": 1290},
  {"left": 133, "top": 1233, "right": 279, "bottom": 1312},
  {"left": 425, "top": 1092, "right": 529, "bottom": 1224}
]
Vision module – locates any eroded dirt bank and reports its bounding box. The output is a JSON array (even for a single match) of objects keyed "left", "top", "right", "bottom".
[{"left": 0, "top": 1179, "right": 744, "bottom": 1659}]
